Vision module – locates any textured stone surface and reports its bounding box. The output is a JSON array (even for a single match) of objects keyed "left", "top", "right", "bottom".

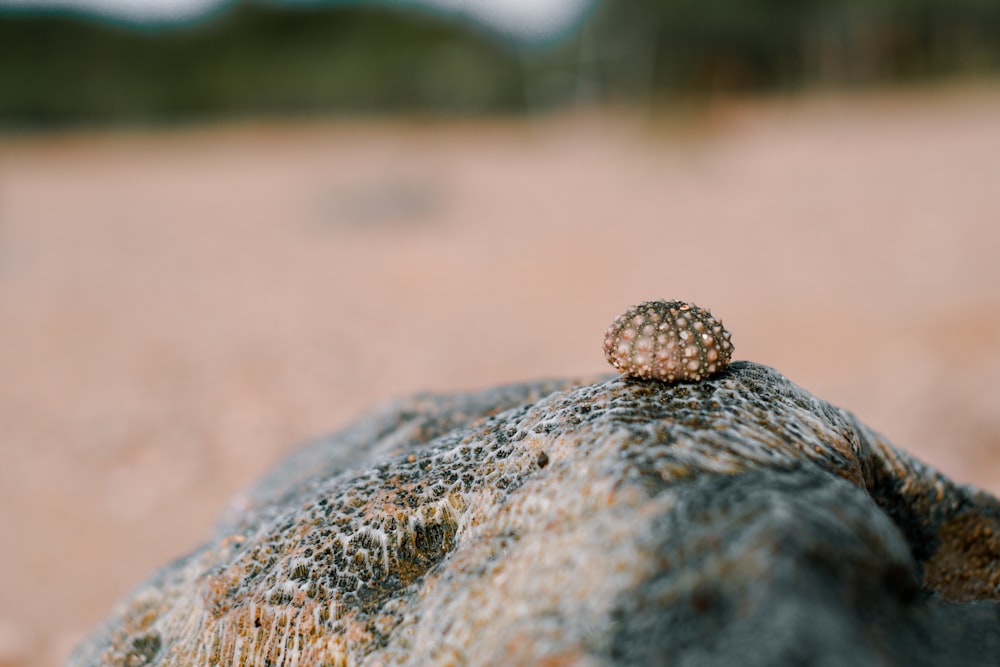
[{"left": 68, "top": 362, "right": 1000, "bottom": 666}]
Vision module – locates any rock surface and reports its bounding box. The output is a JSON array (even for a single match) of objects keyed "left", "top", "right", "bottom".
[{"left": 68, "top": 362, "right": 1000, "bottom": 666}]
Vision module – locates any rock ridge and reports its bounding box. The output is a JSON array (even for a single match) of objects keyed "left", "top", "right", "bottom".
[{"left": 67, "top": 362, "right": 1000, "bottom": 666}]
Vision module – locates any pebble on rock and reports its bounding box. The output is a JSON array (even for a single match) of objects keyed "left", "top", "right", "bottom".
[{"left": 603, "top": 300, "right": 734, "bottom": 382}]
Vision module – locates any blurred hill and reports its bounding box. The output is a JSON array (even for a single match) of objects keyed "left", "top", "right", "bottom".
[{"left": 1, "top": 0, "right": 999, "bottom": 128}]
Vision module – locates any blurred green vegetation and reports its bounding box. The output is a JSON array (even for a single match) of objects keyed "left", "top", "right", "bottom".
[
  {"left": 0, "top": 2, "right": 526, "bottom": 127},
  {"left": 1, "top": 0, "right": 999, "bottom": 128}
]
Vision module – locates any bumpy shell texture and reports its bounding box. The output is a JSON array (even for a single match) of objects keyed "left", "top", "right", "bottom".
[{"left": 603, "top": 300, "right": 733, "bottom": 382}]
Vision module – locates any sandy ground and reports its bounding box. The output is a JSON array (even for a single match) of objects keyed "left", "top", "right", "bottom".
[{"left": 1, "top": 86, "right": 1000, "bottom": 667}]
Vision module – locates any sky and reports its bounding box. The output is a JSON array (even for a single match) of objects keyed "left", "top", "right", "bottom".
[{"left": 0, "top": 0, "right": 593, "bottom": 40}]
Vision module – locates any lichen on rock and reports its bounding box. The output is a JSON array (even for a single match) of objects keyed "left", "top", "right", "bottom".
[{"left": 68, "top": 363, "right": 1000, "bottom": 667}]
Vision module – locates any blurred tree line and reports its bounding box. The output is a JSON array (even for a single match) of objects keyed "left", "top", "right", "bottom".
[{"left": 1, "top": 0, "right": 999, "bottom": 128}]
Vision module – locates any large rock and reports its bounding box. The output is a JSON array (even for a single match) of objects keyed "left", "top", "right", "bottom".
[{"left": 68, "top": 362, "right": 1000, "bottom": 666}]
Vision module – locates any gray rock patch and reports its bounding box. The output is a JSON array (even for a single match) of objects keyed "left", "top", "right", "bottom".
[{"left": 67, "top": 362, "right": 1000, "bottom": 666}]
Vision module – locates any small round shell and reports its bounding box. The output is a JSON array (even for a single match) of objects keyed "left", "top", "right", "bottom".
[{"left": 603, "top": 300, "right": 733, "bottom": 382}]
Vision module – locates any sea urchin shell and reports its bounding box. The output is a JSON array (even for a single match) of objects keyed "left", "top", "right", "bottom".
[{"left": 603, "top": 300, "right": 733, "bottom": 382}]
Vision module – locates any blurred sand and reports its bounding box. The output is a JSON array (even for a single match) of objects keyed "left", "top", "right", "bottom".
[{"left": 1, "top": 86, "right": 999, "bottom": 667}]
